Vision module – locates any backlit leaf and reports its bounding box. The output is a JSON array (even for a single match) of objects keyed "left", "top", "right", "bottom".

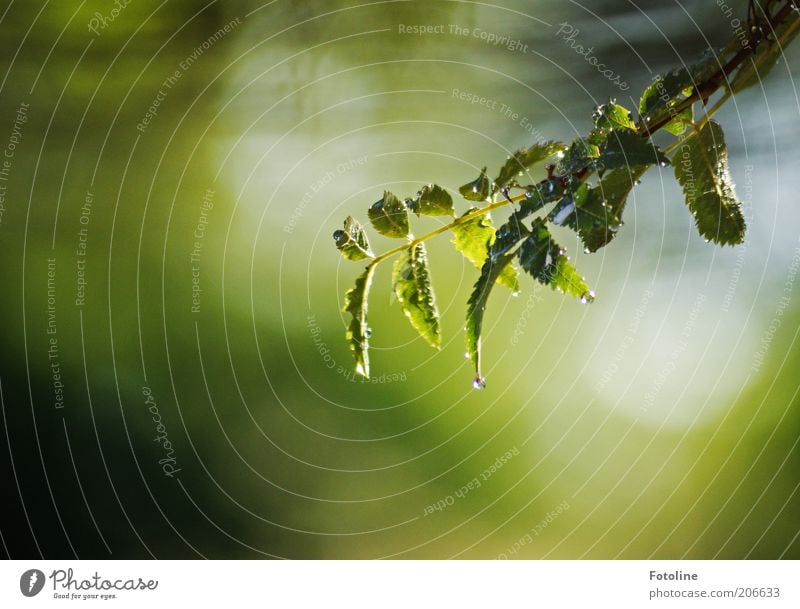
[
  {"left": 465, "top": 219, "right": 529, "bottom": 387},
  {"left": 598, "top": 130, "right": 669, "bottom": 171},
  {"left": 409, "top": 184, "right": 454, "bottom": 217},
  {"left": 392, "top": 243, "right": 441, "bottom": 349},
  {"left": 459, "top": 167, "right": 491, "bottom": 201},
  {"left": 451, "top": 208, "right": 519, "bottom": 291},
  {"left": 519, "top": 218, "right": 594, "bottom": 302},
  {"left": 334, "top": 216, "right": 373, "bottom": 261},
  {"left": 343, "top": 265, "right": 376, "bottom": 377},
  {"left": 368, "top": 190, "right": 409, "bottom": 238},
  {"left": 674, "top": 120, "right": 745, "bottom": 245},
  {"left": 493, "top": 141, "right": 567, "bottom": 192}
]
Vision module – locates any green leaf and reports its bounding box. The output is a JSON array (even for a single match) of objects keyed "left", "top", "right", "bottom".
[
  {"left": 343, "top": 265, "right": 376, "bottom": 377},
  {"left": 557, "top": 138, "right": 600, "bottom": 177},
  {"left": 598, "top": 130, "right": 669, "bottom": 171},
  {"left": 409, "top": 184, "right": 454, "bottom": 217},
  {"left": 459, "top": 167, "right": 491, "bottom": 201},
  {"left": 638, "top": 53, "right": 721, "bottom": 135},
  {"left": 465, "top": 219, "right": 529, "bottom": 387},
  {"left": 392, "top": 243, "right": 441, "bottom": 349},
  {"left": 551, "top": 166, "right": 645, "bottom": 253},
  {"left": 493, "top": 141, "right": 567, "bottom": 192},
  {"left": 589, "top": 101, "right": 637, "bottom": 145},
  {"left": 513, "top": 178, "right": 566, "bottom": 221},
  {"left": 519, "top": 218, "right": 594, "bottom": 302},
  {"left": 674, "top": 120, "right": 745, "bottom": 245},
  {"left": 334, "top": 216, "right": 373, "bottom": 261},
  {"left": 451, "top": 208, "right": 519, "bottom": 291},
  {"left": 367, "top": 191, "right": 409, "bottom": 238},
  {"left": 593, "top": 101, "right": 636, "bottom": 132}
]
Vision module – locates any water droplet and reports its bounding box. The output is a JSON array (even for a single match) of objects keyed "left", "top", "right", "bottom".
[
  {"left": 472, "top": 376, "right": 487, "bottom": 390},
  {"left": 404, "top": 310, "right": 411, "bottom": 317},
  {"left": 332, "top": 230, "right": 345, "bottom": 242},
  {"left": 659, "top": 161, "right": 668, "bottom": 167},
  {"left": 583, "top": 247, "right": 591, "bottom": 254},
  {"left": 472, "top": 185, "right": 480, "bottom": 193},
  {"left": 371, "top": 199, "right": 384, "bottom": 210},
  {"left": 464, "top": 352, "right": 470, "bottom": 359},
  {"left": 365, "top": 327, "right": 373, "bottom": 338},
  {"left": 525, "top": 190, "right": 534, "bottom": 198},
  {"left": 512, "top": 291, "right": 520, "bottom": 298},
  {"left": 355, "top": 363, "right": 366, "bottom": 376}
]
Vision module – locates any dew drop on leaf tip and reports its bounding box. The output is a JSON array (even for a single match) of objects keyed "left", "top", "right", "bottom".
[
  {"left": 332, "top": 230, "right": 345, "bottom": 241},
  {"left": 472, "top": 376, "right": 487, "bottom": 390}
]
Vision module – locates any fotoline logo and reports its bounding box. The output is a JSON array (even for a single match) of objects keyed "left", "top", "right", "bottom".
[{"left": 20, "top": 569, "right": 46, "bottom": 597}]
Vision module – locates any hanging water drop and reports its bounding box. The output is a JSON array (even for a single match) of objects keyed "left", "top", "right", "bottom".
[
  {"left": 472, "top": 376, "right": 487, "bottom": 390},
  {"left": 332, "top": 230, "right": 345, "bottom": 242}
]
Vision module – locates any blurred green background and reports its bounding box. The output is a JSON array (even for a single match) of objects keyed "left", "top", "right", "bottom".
[{"left": 1, "top": 0, "right": 799, "bottom": 559}]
